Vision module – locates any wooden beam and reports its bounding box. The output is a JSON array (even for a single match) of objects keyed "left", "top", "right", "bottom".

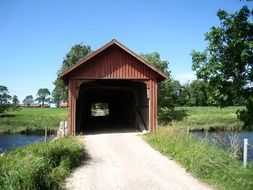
[{"left": 68, "top": 79, "right": 77, "bottom": 135}]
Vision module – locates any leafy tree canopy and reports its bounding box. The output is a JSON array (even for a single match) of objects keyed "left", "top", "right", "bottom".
[
  {"left": 36, "top": 88, "right": 50, "bottom": 107},
  {"left": 141, "top": 52, "right": 170, "bottom": 107},
  {"left": 60, "top": 44, "right": 92, "bottom": 72},
  {"left": 191, "top": 6, "right": 253, "bottom": 126},
  {"left": 52, "top": 44, "right": 92, "bottom": 105},
  {"left": 141, "top": 52, "right": 169, "bottom": 74},
  {"left": 0, "top": 85, "right": 11, "bottom": 113},
  {"left": 23, "top": 95, "right": 34, "bottom": 106},
  {"left": 141, "top": 52, "right": 175, "bottom": 123},
  {"left": 12, "top": 95, "right": 19, "bottom": 105},
  {"left": 187, "top": 80, "right": 209, "bottom": 106},
  {"left": 12, "top": 95, "right": 20, "bottom": 111},
  {"left": 52, "top": 79, "right": 67, "bottom": 107}
]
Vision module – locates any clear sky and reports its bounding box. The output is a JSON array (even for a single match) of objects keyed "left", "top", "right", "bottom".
[{"left": 0, "top": 0, "right": 252, "bottom": 102}]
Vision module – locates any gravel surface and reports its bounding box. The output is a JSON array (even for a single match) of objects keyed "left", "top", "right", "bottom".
[{"left": 64, "top": 132, "right": 212, "bottom": 190}]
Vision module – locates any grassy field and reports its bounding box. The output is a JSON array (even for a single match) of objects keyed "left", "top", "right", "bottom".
[
  {"left": 0, "top": 106, "right": 244, "bottom": 133},
  {"left": 0, "top": 137, "right": 85, "bottom": 190},
  {"left": 170, "top": 106, "right": 244, "bottom": 130},
  {"left": 0, "top": 108, "right": 68, "bottom": 134},
  {"left": 145, "top": 127, "right": 253, "bottom": 190}
]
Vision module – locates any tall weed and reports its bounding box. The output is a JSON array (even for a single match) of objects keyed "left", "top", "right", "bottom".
[{"left": 0, "top": 137, "right": 85, "bottom": 190}]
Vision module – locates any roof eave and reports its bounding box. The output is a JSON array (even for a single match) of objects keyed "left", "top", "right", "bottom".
[{"left": 59, "top": 39, "right": 168, "bottom": 82}]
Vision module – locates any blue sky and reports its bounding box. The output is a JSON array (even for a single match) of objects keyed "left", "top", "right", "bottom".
[{"left": 0, "top": 0, "right": 252, "bottom": 102}]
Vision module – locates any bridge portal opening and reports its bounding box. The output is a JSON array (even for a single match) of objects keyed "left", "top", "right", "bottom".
[
  {"left": 91, "top": 103, "right": 109, "bottom": 117},
  {"left": 76, "top": 80, "right": 148, "bottom": 133}
]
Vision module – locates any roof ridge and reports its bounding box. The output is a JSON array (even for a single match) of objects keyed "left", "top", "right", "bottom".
[{"left": 60, "top": 39, "right": 167, "bottom": 80}]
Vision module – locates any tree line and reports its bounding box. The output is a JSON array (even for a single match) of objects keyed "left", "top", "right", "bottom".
[
  {"left": 0, "top": 87, "right": 51, "bottom": 113},
  {"left": 3, "top": 77, "right": 242, "bottom": 112}
]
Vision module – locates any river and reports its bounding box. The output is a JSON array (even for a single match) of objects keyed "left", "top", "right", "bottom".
[
  {"left": 0, "top": 134, "right": 46, "bottom": 153},
  {"left": 193, "top": 131, "right": 253, "bottom": 161}
]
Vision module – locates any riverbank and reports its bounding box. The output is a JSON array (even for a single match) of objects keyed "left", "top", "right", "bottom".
[
  {"left": 171, "top": 106, "right": 244, "bottom": 130},
  {"left": 0, "top": 108, "right": 67, "bottom": 134},
  {"left": 145, "top": 127, "right": 253, "bottom": 190},
  {"left": 0, "top": 137, "right": 85, "bottom": 190}
]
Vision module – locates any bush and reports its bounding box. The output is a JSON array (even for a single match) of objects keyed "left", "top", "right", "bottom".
[
  {"left": 237, "top": 97, "right": 253, "bottom": 129},
  {"left": 0, "top": 137, "right": 85, "bottom": 190},
  {"left": 158, "top": 107, "right": 174, "bottom": 124}
]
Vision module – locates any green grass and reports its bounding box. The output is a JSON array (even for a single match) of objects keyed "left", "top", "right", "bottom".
[
  {"left": 0, "top": 137, "right": 85, "bottom": 190},
  {"left": 0, "top": 106, "right": 243, "bottom": 133},
  {"left": 171, "top": 106, "right": 244, "bottom": 130},
  {"left": 0, "top": 108, "right": 68, "bottom": 134},
  {"left": 145, "top": 127, "right": 253, "bottom": 190}
]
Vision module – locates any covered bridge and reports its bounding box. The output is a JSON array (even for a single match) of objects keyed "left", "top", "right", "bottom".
[{"left": 60, "top": 39, "right": 166, "bottom": 135}]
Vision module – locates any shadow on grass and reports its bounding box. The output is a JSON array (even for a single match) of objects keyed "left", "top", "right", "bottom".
[
  {"left": 0, "top": 114, "right": 16, "bottom": 118},
  {"left": 159, "top": 109, "right": 188, "bottom": 125},
  {"left": 171, "top": 110, "right": 188, "bottom": 121}
]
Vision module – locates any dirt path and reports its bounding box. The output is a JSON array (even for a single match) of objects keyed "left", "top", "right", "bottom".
[{"left": 65, "top": 132, "right": 212, "bottom": 190}]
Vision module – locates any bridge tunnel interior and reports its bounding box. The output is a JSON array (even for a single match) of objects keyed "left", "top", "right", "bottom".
[{"left": 76, "top": 80, "right": 149, "bottom": 133}]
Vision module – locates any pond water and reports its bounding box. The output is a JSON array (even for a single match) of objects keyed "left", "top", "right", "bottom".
[
  {"left": 0, "top": 134, "right": 46, "bottom": 153},
  {"left": 193, "top": 131, "right": 253, "bottom": 161}
]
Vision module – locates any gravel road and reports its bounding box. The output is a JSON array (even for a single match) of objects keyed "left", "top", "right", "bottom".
[{"left": 64, "top": 132, "right": 212, "bottom": 190}]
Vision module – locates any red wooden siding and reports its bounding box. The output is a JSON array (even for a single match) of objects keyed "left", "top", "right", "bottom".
[{"left": 70, "top": 45, "right": 157, "bottom": 80}]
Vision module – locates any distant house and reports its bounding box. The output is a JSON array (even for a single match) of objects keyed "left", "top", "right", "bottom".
[
  {"left": 41, "top": 104, "right": 50, "bottom": 108},
  {"left": 59, "top": 103, "right": 68, "bottom": 108},
  {"left": 19, "top": 104, "right": 50, "bottom": 108}
]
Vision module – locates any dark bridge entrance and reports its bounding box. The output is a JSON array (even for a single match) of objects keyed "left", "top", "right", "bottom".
[
  {"left": 76, "top": 80, "right": 148, "bottom": 133},
  {"left": 60, "top": 39, "right": 166, "bottom": 135}
]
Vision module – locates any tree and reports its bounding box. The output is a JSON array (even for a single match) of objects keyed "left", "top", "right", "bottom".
[
  {"left": 52, "top": 78, "right": 68, "bottom": 107},
  {"left": 36, "top": 88, "right": 50, "bottom": 107},
  {"left": 168, "top": 79, "right": 185, "bottom": 106},
  {"left": 12, "top": 95, "right": 19, "bottom": 110},
  {"left": 52, "top": 84, "right": 63, "bottom": 108},
  {"left": 52, "top": 44, "right": 92, "bottom": 105},
  {"left": 191, "top": 6, "right": 253, "bottom": 126},
  {"left": 0, "top": 85, "right": 11, "bottom": 113},
  {"left": 12, "top": 95, "right": 19, "bottom": 105},
  {"left": 177, "top": 84, "right": 190, "bottom": 106},
  {"left": 141, "top": 52, "right": 170, "bottom": 108},
  {"left": 23, "top": 95, "right": 34, "bottom": 106},
  {"left": 179, "top": 80, "right": 245, "bottom": 107},
  {"left": 187, "top": 80, "right": 209, "bottom": 106},
  {"left": 141, "top": 52, "right": 175, "bottom": 123},
  {"left": 141, "top": 52, "right": 169, "bottom": 73}
]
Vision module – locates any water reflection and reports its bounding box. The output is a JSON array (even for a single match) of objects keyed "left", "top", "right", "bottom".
[
  {"left": 193, "top": 131, "right": 253, "bottom": 161},
  {"left": 0, "top": 134, "right": 46, "bottom": 153}
]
